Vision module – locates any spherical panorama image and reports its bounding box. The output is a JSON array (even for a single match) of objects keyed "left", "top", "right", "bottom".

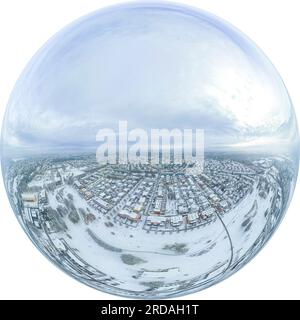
[{"left": 1, "top": 2, "right": 299, "bottom": 299}]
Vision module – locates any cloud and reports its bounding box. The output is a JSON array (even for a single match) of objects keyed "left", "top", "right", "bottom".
[{"left": 2, "top": 4, "right": 297, "bottom": 157}]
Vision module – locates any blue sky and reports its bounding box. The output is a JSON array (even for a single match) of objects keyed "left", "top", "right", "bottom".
[{"left": 1, "top": 2, "right": 298, "bottom": 157}]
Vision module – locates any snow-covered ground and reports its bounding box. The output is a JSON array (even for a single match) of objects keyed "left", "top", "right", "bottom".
[
  {"left": 40, "top": 174, "right": 278, "bottom": 296},
  {"left": 5, "top": 155, "right": 294, "bottom": 298}
]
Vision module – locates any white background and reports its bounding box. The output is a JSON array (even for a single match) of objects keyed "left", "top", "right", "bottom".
[{"left": 0, "top": 0, "right": 299, "bottom": 300}]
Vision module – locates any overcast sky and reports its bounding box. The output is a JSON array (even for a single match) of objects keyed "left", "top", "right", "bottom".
[{"left": 2, "top": 2, "right": 298, "bottom": 157}]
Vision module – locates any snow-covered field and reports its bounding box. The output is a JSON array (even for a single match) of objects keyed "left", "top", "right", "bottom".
[
  {"left": 35, "top": 172, "right": 280, "bottom": 296},
  {"left": 4, "top": 155, "right": 294, "bottom": 298}
]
